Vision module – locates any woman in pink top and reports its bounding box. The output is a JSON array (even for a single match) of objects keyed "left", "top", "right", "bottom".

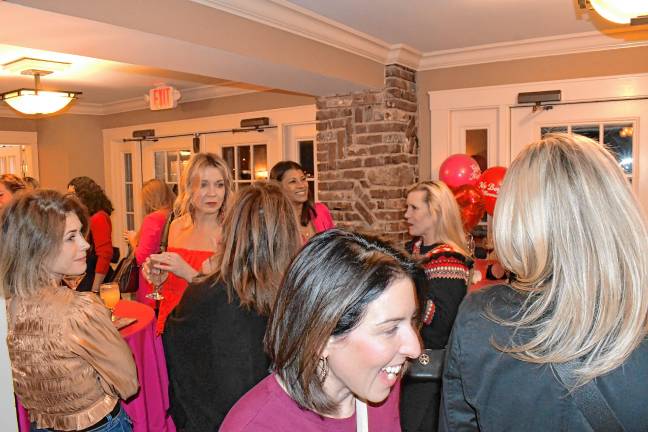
[
  {"left": 125, "top": 179, "right": 175, "bottom": 307},
  {"left": 144, "top": 153, "right": 233, "bottom": 334},
  {"left": 221, "top": 229, "right": 421, "bottom": 431},
  {"left": 270, "top": 161, "right": 334, "bottom": 243}
]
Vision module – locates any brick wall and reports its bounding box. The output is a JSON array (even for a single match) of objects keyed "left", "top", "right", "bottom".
[{"left": 316, "top": 64, "right": 418, "bottom": 245}]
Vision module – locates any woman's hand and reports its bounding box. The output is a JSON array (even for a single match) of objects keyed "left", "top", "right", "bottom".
[
  {"left": 148, "top": 252, "right": 198, "bottom": 283},
  {"left": 124, "top": 230, "right": 138, "bottom": 249}
]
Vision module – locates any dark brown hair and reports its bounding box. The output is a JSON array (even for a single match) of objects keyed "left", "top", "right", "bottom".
[
  {"left": 265, "top": 229, "right": 417, "bottom": 415},
  {"left": 269, "top": 160, "right": 316, "bottom": 227},
  {"left": 200, "top": 182, "right": 301, "bottom": 316},
  {"left": 141, "top": 179, "right": 175, "bottom": 215},
  {"left": 0, "top": 190, "right": 88, "bottom": 298},
  {"left": 67, "top": 176, "right": 113, "bottom": 216}
]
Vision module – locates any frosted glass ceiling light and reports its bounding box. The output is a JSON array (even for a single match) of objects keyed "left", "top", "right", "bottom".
[
  {"left": 0, "top": 58, "right": 81, "bottom": 116},
  {"left": 587, "top": 0, "right": 648, "bottom": 24}
]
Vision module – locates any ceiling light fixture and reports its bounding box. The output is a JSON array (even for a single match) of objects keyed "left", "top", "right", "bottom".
[
  {"left": 0, "top": 58, "right": 81, "bottom": 116},
  {"left": 579, "top": 0, "right": 648, "bottom": 25}
]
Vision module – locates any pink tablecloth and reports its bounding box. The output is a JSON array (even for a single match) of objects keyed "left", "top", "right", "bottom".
[{"left": 16, "top": 299, "right": 175, "bottom": 432}]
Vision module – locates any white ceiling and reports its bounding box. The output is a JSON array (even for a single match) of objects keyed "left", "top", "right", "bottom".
[
  {"left": 285, "top": 0, "right": 620, "bottom": 52},
  {"left": 0, "top": 0, "right": 639, "bottom": 112}
]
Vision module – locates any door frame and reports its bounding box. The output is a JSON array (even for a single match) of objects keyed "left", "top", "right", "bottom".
[{"left": 0, "top": 131, "right": 39, "bottom": 180}]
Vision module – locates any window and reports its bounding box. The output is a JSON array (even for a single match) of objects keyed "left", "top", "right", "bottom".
[
  {"left": 541, "top": 122, "right": 634, "bottom": 180},
  {"left": 298, "top": 139, "right": 316, "bottom": 199},
  {"left": 123, "top": 153, "right": 135, "bottom": 230},
  {"left": 222, "top": 144, "right": 268, "bottom": 190},
  {"left": 154, "top": 149, "right": 191, "bottom": 192}
]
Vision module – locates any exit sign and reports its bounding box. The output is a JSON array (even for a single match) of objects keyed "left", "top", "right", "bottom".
[{"left": 149, "top": 85, "right": 179, "bottom": 110}]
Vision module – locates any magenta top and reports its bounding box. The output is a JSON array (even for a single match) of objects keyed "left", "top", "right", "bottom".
[
  {"left": 220, "top": 374, "right": 401, "bottom": 431},
  {"left": 310, "top": 202, "right": 335, "bottom": 233},
  {"left": 134, "top": 209, "right": 169, "bottom": 307}
]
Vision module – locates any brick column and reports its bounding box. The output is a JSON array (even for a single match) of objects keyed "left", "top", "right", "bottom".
[{"left": 316, "top": 64, "right": 418, "bottom": 245}]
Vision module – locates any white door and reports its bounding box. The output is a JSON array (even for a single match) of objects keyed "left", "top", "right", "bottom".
[
  {"left": 141, "top": 137, "right": 194, "bottom": 193},
  {"left": 510, "top": 99, "right": 648, "bottom": 212}
]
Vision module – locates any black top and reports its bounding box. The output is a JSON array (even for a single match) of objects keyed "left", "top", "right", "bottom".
[
  {"left": 163, "top": 278, "right": 269, "bottom": 432},
  {"left": 440, "top": 284, "right": 648, "bottom": 431},
  {"left": 407, "top": 239, "right": 473, "bottom": 349}
]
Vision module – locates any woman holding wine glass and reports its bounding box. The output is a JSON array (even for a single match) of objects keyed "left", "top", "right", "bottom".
[
  {"left": 144, "top": 153, "right": 233, "bottom": 334},
  {"left": 2, "top": 190, "right": 138, "bottom": 431}
]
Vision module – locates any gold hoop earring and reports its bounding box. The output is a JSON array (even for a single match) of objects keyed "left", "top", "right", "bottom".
[{"left": 317, "top": 356, "right": 329, "bottom": 383}]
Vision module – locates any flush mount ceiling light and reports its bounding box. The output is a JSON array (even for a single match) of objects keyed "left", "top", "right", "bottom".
[
  {"left": 578, "top": 0, "right": 648, "bottom": 25},
  {"left": 0, "top": 58, "right": 82, "bottom": 116}
]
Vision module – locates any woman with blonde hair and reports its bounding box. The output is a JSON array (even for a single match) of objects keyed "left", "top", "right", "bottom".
[
  {"left": 401, "top": 180, "right": 473, "bottom": 432},
  {"left": 440, "top": 133, "right": 648, "bottom": 430},
  {"left": 125, "top": 179, "right": 176, "bottom": 306},
  {"left": 3, "top": 190, "right": 138, "bottom": 431},
  {"left": 163, "top": 182, "right": 301, "bottom": 431},
  {"left": 145, "top": 152, "right": 233, "bottom": 334}
]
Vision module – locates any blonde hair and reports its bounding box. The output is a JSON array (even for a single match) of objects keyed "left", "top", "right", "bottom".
[
  {"left": 407, "top": 180, "right": 469, "bottom": 255},
  {"left": 492, "top": 133, "right": 648, "bottom": 386},
  {"left": 142, "top": 179, "right": 175, "bottom": 215},
  {"left": 174, "top": 153, "right": 232, "bottom": 222},
  {"left": 0, "top": 190, "right": 89, "bottom": 298},
  {"left": 200, "top": 182, "right": 301, "bottom": 316}
]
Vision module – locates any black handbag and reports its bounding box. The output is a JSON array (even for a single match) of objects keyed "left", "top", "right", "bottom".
[
  {"left": 112, "top": 246, "right": 139, "bottom": 293},
  {"left": 405, "top": 348, "right": 445, "bottom": 381}
]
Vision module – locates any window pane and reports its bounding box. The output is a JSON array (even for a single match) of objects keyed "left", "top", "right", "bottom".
[
  {"left": 167, "top": 152, "right": 178, "bottom": 183},
  {"left": 125, "top": 183, "right": 134, "bottom": 212},
  {"left": 126, "top": 214, "right": 135, "bottom": 231},
  {"left": 604, "top": 123, "right": 633, "bottom": 176},
  {"left": 541, "top": 126, "right": 568, "bottom": 137},
  {"left": 572, "top": 125, "right": 599, "bottom": 142},
  {"left": 238, "top": 146, "right": 251, "bottom": 180},
  {"left": 222, "top": 147, "right": 235, "bottom": 179},
  {"left": 465, "top": 129, "right": 487, "bottom": 171},
  {"left": 253, "top": 144, "right": 268, "bottom": 180},
  {"left": 179, "top": 149, "right": 191, "bottom": 174},
  {"left": 299, "top": 140, "right": 315, "bottom": 178},
  {"left": 124, "top": 153, "right": 133, "bottom": 182},
  {"left": 154, "top": 152, "right": 165, "bottom": 180}
]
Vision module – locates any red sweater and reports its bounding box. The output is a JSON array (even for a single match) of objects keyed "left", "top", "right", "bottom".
[{"left": 90, "top": 211, "right": 113, "bottom": 275}]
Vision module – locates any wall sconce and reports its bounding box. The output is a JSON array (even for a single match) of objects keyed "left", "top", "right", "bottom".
[{"left": 0, "top": 58, "right": 81, "bottom": 116}]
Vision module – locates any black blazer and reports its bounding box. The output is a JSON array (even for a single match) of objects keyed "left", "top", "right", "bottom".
[{"left": 440, "top": 284, "right": 648, "bottom": 431}]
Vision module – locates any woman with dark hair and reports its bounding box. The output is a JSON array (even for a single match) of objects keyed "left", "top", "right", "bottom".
[
  {"left": 144, "top": 153, "right": 233, "bottom": 334},
  {"left": 221, "top": 229, "right": 421, "bottom": 431},
  {"left": 270, "top": 161, "right": 334, "bottom": 242},
  {"left": 2, "top": 190, "right": 138, "bottom": 431},
  {"left": 163, "top": 182, "right": 301, "bottom": 431},
  {"left": 125, "top": 179, "right": 176, "bottom": 306},
  {"left": 440, "top": 134, "right": 648, "bottom": 430},
  {"left": 67, "top": 176, "right": 115, "bottom": 292},
  {"left": 0, "top": 173, "right": 26, "bottom": 208}
]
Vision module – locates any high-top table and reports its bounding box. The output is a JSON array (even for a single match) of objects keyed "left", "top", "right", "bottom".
[{"left": 17, "top": 299, "right": 176, "bottom": 432}]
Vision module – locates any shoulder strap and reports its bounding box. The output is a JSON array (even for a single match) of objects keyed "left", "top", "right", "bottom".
[
  {"left": 553, "top": 361, "right": 625, "bottom": 431},
  {"left": 159, "top": 211, "right": 175, "bottom": 253}
]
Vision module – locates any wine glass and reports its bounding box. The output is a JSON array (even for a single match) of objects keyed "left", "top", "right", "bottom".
[
  {"left": 146, "top": 266, "right": 167, "bottom": 301},
  {"left": 62, "top": 273, "right": 86, "bottom": 290},
  {"left": 99, "top": 282, "right": 120, "bottom": 321}
]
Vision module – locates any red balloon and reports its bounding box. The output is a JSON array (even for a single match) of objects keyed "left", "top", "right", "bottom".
[
  {"left": 454, "top": 184, "right": 485, "bottom": 232},
  {"left": 477, "top": 166, "right": 507, "bottom": 215},
  {"left": 439, "top": 154, "right": 482, "bottom": 189}
]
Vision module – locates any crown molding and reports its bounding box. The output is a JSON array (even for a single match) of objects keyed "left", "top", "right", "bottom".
[
  {"left": 0, "top": 85, "right": 258, "bottom": 117},
  {"left": 419, "top": 27, "right": 648, "bottom": 70}
]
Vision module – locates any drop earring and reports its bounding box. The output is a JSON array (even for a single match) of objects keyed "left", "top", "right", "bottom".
[{"left": 317, "top": 356, "right": 329, "bottom": 382}]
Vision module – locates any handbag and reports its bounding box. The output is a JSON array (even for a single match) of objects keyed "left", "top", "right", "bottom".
[
  {"left": 405, "top": 348, "right": 445, "bottom": 381},
  {"left": 112, "top": 245, "right": 139, "bottom": 293}
]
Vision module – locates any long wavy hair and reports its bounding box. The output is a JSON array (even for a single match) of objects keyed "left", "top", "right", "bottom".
[
  {"left": 270, "top": 160, "right": 316, "bottom": 227},
  {"left": 199, "top": 182, "right": 301, "bottom": 316},
  {"left": 0, "top": 190, "right": 88, "bottom": 298},
  {"left": 67, "top": 176, "right": 113, "bottom": 216},
  {"left": 141, "top": 179, "right": 175, "bottom": 215},
  {"left": 406, "top": 180, "right": 469, "bottom": 255},
  {"left": 492, "top": 133, "right": 648, "bottom": 387},
  {"left": 174, "top": 153, "right": 232, "bottom": 222}
]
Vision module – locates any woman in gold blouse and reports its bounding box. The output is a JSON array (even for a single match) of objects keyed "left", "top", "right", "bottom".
[{"left": 1, "top": 190, "right": 139, "bottom": 431}]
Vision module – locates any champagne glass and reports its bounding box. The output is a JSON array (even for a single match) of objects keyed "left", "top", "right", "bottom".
[
  {"left": 62, "top": 273, "right": 86, "bottom": 290},
  {"left": 146, "top": 266, "right": 167, "bottom": 301},
  {"left": 99, "top": 282, "right": 120, "bottom": 321}
]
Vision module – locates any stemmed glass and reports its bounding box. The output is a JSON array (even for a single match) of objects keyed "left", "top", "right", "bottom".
[
  {"left": 62, "top": 273, "right": 86, "bottom": 290},
  {"left": 146, "top": 266, "right": 167, "bottom": 301},
  {"left": 99, "top": 282, "right": 120, "bottom": 321}
]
